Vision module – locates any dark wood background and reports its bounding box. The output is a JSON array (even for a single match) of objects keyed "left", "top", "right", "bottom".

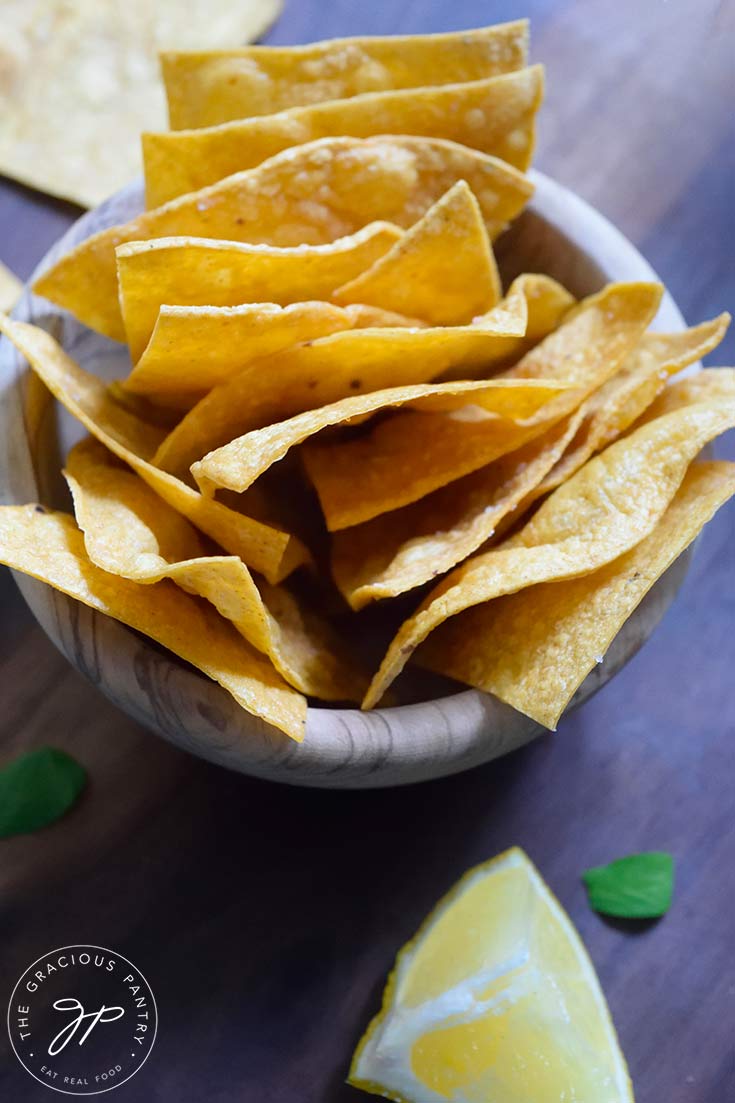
[{"left": 2, "top": 2, "right": 734, "bottom": 1099}]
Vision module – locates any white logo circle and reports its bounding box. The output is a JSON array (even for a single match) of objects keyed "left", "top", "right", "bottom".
[{"left": 7, "top": 945, "right": 157, "bottom": 1095}]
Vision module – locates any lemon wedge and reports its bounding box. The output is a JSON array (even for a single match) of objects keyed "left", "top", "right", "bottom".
[{"left": 349, "top": 847, "right": 634, "bottom": 1102}]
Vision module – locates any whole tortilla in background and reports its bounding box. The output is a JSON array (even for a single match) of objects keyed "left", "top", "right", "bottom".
[{"left": 0, "top": 0, "right": 282, "bottom": 208}]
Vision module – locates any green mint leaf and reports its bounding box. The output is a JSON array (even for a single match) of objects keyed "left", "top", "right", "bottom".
[
  {"left": 0, "top": 747, "right": 87, "bottom": 838},
  {"left": 582, "top": 852, "right": 674, "bottom": 919}
]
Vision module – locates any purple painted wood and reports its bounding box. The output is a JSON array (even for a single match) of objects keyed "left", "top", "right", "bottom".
[{"left": 1, "top": 1, "right": 734, "bottom": 1100}]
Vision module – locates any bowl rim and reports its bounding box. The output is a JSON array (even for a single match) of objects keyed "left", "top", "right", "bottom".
[{"left": 0, "top": 169, "right": 690, "bottom": 788}]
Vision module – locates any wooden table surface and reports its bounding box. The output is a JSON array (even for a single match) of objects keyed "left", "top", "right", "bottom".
[{"left": 2, "top": 2, "right": 734, "bottom": 1100}]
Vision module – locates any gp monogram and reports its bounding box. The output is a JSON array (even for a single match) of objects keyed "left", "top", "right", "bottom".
[{"left": 7, "top": 946, "right": 157, "bottom": 1095}]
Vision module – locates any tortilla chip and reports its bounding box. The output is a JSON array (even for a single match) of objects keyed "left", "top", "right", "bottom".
[
  {"left": 333, "top": 181, "right": 500, "bottom": 326},
  {"left": 301, "top": 282, "right": 662, "bottom": 528},
  {"left": 64, "top": 438, "right": 365, "bottom": 701},
  {"left": 0, "top": 316, "right": 307, "bottom": 583},
  {"left": 527, "top": 314, "right": 731, "bottom": 501},
  {"left": 420, "top": 462, "right": 735, "bottom": 728},
  {"left": 118, "top": 223, "right": 401, "bottom": 362},
  {"left": 33, "top": 136, "right": 533, "bottom": 341},
  {"left": 0, "top": 260, "right": 23, "bottom": 312},
  {"left": 151, "top": 291, "right": 533, "bottom": 480},
  {"left": 145, "top": 66, "right": 543, "bottom": 206},
  {"left": 638, "top": 367, "right": 735, "bottom": 423},
  {"left": 163, "top": 21, "right": 529, "bottom": 128},
  {"left": 332, "top": 411, "right": 585, "bottom": 610},
  {"left": 362, "top": 397, "right": 735, "bottom": 707},
  {"left": 0, "top": 505, "right": 305, "bottom": 741},
  {"left": 0, "top": 0, "right": 282, "bottom": 208},
  {"left": 193, "top": 378, "right": 568, "bottom": 499},
  {"left": 125, "top": 300, "right": 356, "bottom": 397}
]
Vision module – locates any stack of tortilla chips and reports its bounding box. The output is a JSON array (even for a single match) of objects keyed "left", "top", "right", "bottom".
[{"left": 1, "top": 21, "right": 733, "bottom": 743}]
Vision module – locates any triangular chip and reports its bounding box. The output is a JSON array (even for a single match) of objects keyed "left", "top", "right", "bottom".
[
  {"left": 117, "top": 222, "right": 402, "bottom": 362},
  {"left": 64, "top": 438, "right": 366, "bottom": 701},
  {"left": 124, "top": 301, "right": 356, "bottom": 398},
  {"left": 301, "top": 282, "right": 662, "bottom": 528},
  {"left": 163, "top": 21, "right": 529, "bottom": 127},
  {"left": 332, "top": 411, "right": 585, "bottom": 610},
  {"left": 34, "top": 136, "right": 533, "bottom": 341},
  {"left": 333, "top": 181, "right": 500, "bottom": 325},
  {"left": 116, "top": 221, "right": 397, "bottom": 359},
  {"left": 0, "top": 316, "right": 307, "bottom": 583},
  {"left": 145, "top": 67, "right": 543, "bottom": 206},
  {"left": 362, "top": 396, "right": 735, "bottom": 707},
  {"left": 192, "top": 378, "right": 570, "bottom": 498},
  {"left": 151, "top": 289, "right": 536, "bottom": 480},
  {"left": 420, "top": 462, "right": 735, "bottom": 728},
  {"left": 0, "top": 505, "right": 306, "bottom": 741},
  {"left": 534, "top": 314, "right": 730, "bottom": 496}
]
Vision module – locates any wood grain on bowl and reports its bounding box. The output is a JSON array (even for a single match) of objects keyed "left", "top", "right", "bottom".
[{"left": 0, "top": 173, "right": 692, "bottom": 788}]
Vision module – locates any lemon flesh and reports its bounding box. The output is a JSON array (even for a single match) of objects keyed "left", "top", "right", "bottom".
[{"left": 349, "top": 847, "right": 633, "bottom": 1102}]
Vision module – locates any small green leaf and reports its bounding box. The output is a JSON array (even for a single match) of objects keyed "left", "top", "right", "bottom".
[
  {"left": 582, "top": 852, "right": 674, "bottom": 919},
  {"left": 0, "top": 747, "right": 87, "bottom": 838}
]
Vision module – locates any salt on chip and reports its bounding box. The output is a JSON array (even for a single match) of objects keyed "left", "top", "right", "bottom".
[
  {"left": 0, "top": 316, "right": 307, "bottom": 583},
  {"left": 192, "top": 378, "right": 569, "bottom": 498},
  {"left": 34, "top": 136, "right": 533, "bottom": 342},
  {"left": 162, "top": 21, "right": 529, "bottom": 128},
  {"left": 151, "top": 292, "right": 533, "bottom": 480},
  {"left": 117, "top": 223, "right": 402, "bottom": 361},
  {"left": 145, "top": 67, "right": 543, "bottom": 206},
  {"left": 420, "top": 462, "right": 735, "bottom": 729},
  {"left": 0, "top": 505, "right": 306, "bottom": 741},
  {"left": 302, "top": 282, "right": 662, "bottom": 528},
  {"left": 362, "top": 397, "right": 735, "bottom": 708},
  {"left": 333, "top": 181, "right": 500, "bottom": 326},
  {"left": 332, "top": 412, "right": 585, "bottom": 610},
  {"left": 125, "top": 300, "right": 356, "bottom": 398},
  {"left": 64, "top": 438, "right": 366, "bottom": 701}
]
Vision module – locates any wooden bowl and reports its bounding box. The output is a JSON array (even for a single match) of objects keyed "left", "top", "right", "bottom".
[{"left": 0, "top": 171, "right": 692, "bottom": 788}]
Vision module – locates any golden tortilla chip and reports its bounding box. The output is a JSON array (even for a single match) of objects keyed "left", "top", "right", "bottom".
[
  {"left": 125, "top": 300, "right": 356, "bottom": 398},
  {"left": 117, "top": 222, "right": 402, "bottom": 361},
  {"left": 301, "top": 282, "right": 662, "bottom": 528},
  {"left": 527, "top": 314, "right": 731, "bottom": 502},
  {"left": 0, "top": 0, "right": 282, "bottom": 207},
  {"left": 193, "top": 378, "right": 569, "bottom": 498},
  {"left": 0, "top": 505, "right": 305, "bottom": 741},
  {"left": 362, "top": 397, "right": 735, "bottom": 707},
  {"left": 333, "top": 181, "right": 500, "bottom": 326},
  {"left": 332, "top": 411, "right": 585, "bottom": 610},
  {"left": 638, "top": 367, "right": 735, "bottom": 423},
  {"left": 151, "top": 291, "right": 533, "bottom": 480},
  {"left": 0, "top": 316, "right": 307, "bottom": 583},
  {"left": 145, "top": 66, "right": 543, "bottom": 206},
  {"left": 34, "top": 136, "right": 533, "bottom": 341},
  {"left": 420, "top": 462, "right": 735, "bottom": 728},
  {"left": 64, "top": 438, "right": 365, "bottom": 701},
  {"left": 0, "top": 259, "right": 22, "bottom": 312},
  {"left": 163, "top": 21, "right": 529, "bottom": 128}
]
